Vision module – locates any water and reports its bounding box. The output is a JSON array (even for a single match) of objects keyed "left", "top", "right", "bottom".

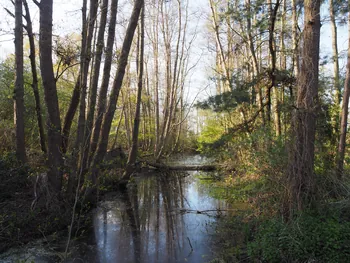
[{"left": 0, "top": 155, "right": 231, "bottom": 263}]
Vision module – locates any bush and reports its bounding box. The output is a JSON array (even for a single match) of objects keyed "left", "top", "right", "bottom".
[
  {"left": 247, "top": 211, "right": 350, "bottom": 262},
  {"left": 0, "top": 152, "right": 31, "bottom": 201}
]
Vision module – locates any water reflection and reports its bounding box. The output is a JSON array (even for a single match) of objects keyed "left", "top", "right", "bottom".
[
  {"left": 0, "top": 156, "right": 231, "bottom": 263},
  {"left": 85, "top": 168, "right": 229, "bottom": 263}
]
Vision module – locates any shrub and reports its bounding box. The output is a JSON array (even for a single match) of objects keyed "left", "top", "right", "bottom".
[{"left": 247, "top": 212, "right": 350, "bottom": 262}]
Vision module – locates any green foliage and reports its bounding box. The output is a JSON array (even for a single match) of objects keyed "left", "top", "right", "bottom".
[
  {"left": 0, "top": 57, "right": 47, "bottom": 152},
  {"left": 197, "top": 115, "right": 226, "bottom": 153},
  {"left": 196, "top": 90, "right": 250, "bottom": 112},
  {"left": 248, "top": 212, "right": 350, "bottom": 263}
]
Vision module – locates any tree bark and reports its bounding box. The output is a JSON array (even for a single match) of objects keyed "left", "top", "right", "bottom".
[
  {"left": 330, "top": 0, "right": 340, "bottom": 137},
  {"left": 337, "top": 5, "right": 350, "bottom": 179},
  {"left": 62, "top": 76, "right": 80, "bottom": 153},
  {"left": 267, "top": 0, "right": 281, "bottom": 135},
  {"left": 124, "top": 3, "right": 145, "bottom": 180},
  {"left": 288, "top": 0, "right": 321, "bottom": 213},
  {"left": 74, "top": 0, "right": 98, "bottom": 159},
  {"left": 89, "top": 0, "right": 119, "bottom": 162},
  {"left": 292, "top": 0, "right": 299, "bottom": 79},
  {"left": 23, "top": 0, "right": 46, "bottom": 153},
  {"left": 267, "top": 0, "right": 280, "bottom": 125},
  {"left": 39, "top": 0, "right": 64, "bottom": 193},
  {"left": 88, "top": 0, "right": 143, "bottom": 199},
  {"left": 14, "top": 0, "right": 26, "bottom": 163},
  {"left": 245, "top": 0, "right": 265, "bottom": 125},
  {"left": 83, "top": 0, "right": 109, "bottom": 169},
  {"left": 151, "top": 0, "right": 160, "bottom": 156}
]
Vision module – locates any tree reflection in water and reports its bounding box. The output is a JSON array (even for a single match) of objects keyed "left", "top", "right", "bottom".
[{"left": 89, "top": 169, "right": 229, "bottom": 263}]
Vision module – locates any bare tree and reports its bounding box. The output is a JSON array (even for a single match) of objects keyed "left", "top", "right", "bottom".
[
  {"left": 83, "top": 0, "right": 109, "bottom": 169},
  {"left": 330, "top": 0, "right": 340, "bottom": 136},
  {"left": 14, "top": 0, "right": 26, "bottom": 163},
  {"left": 39, "top": 0, "right": 64, "bottom": 193},
  {"left": 337, "top": 2, "right": 350, "bottom": 179},
  {"left": 87, "top": 0, "right": 144, "bottom": 199},
  {"left": 23, "top": 0, "right": 46, "bottom": 154},
  {"left": 89, "top": 0, "right": 119, "bottom": 163},
  {"left": 123, "top": 2, "right": 145, "bottom": 180}
]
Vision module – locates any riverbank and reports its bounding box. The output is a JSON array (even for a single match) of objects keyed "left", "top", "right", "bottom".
[
  {"left": 204, "top": 156, "right": 350, "bottom": 262},
  {"left": 0, "top": 155, "right": 73, "bottom": 254}
]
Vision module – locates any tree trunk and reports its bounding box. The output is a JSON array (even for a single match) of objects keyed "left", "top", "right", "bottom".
[
  {"left": 337, "top": 5, "right": 350, "bottom": 179},
  {"left": 23, "top": 0, "right": 46, "bottom": 153},
  {"left": 287, "top": 0, "right": 321, "bottom": 213},
  {"left": 267, "top": 0, "right": 280, "bottom": 125},
  {"left": 245, "top": 0, "right": 265, "bottom": 125},
  {"left": 74, "top": 0, "right": 98, "bottom": 160},
  {"left": 39, "top": 0, "right": 64, "bottom": 193},
  {"left": 89, "top": 0, "right": 119, "bottom": 162},
  {"left": 62, "top": 76, "right": 80, "bottom": 153},
  {"left": 88, "top": 0, "right": 143, "bottom": 200},
  {"left": 14, "top": 0, "right": 26, "bottom": 163},
  {"left": 152, "top": 2, "right": 160, "bottom": 156},
  {"left": 124, "top": 3, "right": 145, "bottom": 180},
  {"left": 268, "top": 0, "right": 281, "bottom": 135},
  {"left": 330, "top": 0, "right": 340, "bottom": 137},
  {"left": 209, "top": 0, "right": 232, "bottom": 90},
  {"left": 292, "top": 0, "right": 299, "bottom": 79},
  {"left": 83, "top": 0, "right": 109, "bottom": 169}
]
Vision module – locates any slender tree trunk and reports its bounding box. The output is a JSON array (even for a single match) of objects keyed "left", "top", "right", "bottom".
[
  {"left": 152, "top": 2, "right": 161, "bottom": 156},
  {"left": 74, "top": 0, "right": 98, "bottom": 159},
  {"left": 39, "top": 0, "right": 64, "bottom": 193},
  {"left": 14, "top": 0, "right": 26, "bottom": 163},
  {"left": 279, "top": 0, "right": 287, "bottom": 135},
  {"left": 89, "top": 0, "right": 119, "bottom": 162},
  {"left": 268, "top": 0, "right": 281, "bottom": 134},
  {"left": 209, "top": 0, "right": 231, "bottom": 90},
  {"left": 124, "top": 4, "right": 145, "bottom": 180},
  {"left": 88, "top": 0, "right": 143, "bottom": 199},
  {"left": 267, "top": 0, "right": 280, "bottom": 125},
  {"left": 83, "top": 0, "right": 109, "bottom": 169},
  {"left": 288, "top": 0, "right": 321, "bottom": 213},
  {"left": 292, "top": 0, "right": 299, "bottom": 80},
  {"left": 337, "top": 6, "right": 350, "bottom": 179},
  {"left": 330, "top": 0, "right": 340, "bottom": 137},
  {"left": 67, "top": 0, "right": 98, "bottom": 194},
  {"left": 23, "top": 0, "right": 46, "bottom": 153},
  {"left": 62, "top": 77, "right": 80, "bottom": 153},
  {"left": 245, "top": 0, "right": 265, "bottom": 125}
]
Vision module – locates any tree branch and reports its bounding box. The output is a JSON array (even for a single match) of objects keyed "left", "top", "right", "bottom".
[
  {"left": 4, "top": 8, "right": 15, "bottom": 18},
  {"left": 32, "top": 0, "right": 40, "bottom": 7}
]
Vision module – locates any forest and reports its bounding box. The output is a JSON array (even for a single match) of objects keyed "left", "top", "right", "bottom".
[{"left": 1, "top": 0, "right": 350, "bottom": 261}]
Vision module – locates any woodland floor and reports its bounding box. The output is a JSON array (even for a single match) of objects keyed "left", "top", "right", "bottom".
[{"left": 0, "top": 163, "right": 72, "bottom": 254}]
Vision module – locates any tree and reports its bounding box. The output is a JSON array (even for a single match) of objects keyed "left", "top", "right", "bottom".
[
  {"left": 23, "top": 0, "right": 46, "bottom": 153},
  {"left": 337, "top": 1, "right": 350, "bottom": 179},
  {"left": 287, "top": 0, "right": 321, "bottom": 212},
  {"left": 39, "top": 0, "right": 64, "bottom": 194},
  {"left": 83, "top": 0, "right": 109, "bottom": 169},
  {"left": 124, "top": 2, "right": 145, "bottom": 180},
  {"left": 88, "top": 0, "right": 144, "bottom": 197},
  {"left": 330, "top": 0, "right": 341, "bottom": 133},
  {"left": 14, "top": 0, "right": 26, "bottom": 163},
  {"left": 89, "top": 0, "right": 119, "bottom": 164}
]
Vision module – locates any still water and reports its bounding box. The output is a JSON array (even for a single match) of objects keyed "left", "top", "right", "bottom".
[{"left": 1, "top": 155, "right": 230, "bottom": 263}]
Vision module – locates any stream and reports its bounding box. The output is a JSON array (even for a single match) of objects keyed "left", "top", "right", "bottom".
[{"left": 0, "top": 155, "right": 232, "bottom": 263}]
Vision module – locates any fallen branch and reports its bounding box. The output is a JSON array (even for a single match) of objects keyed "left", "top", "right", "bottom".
[{"left": 139, "top": 159, "right": 217, "bottom": 171}]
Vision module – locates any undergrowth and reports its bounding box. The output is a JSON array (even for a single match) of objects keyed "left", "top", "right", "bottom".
[{"left": 201, "top": 128, "right": 350, "bottom": 263}]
